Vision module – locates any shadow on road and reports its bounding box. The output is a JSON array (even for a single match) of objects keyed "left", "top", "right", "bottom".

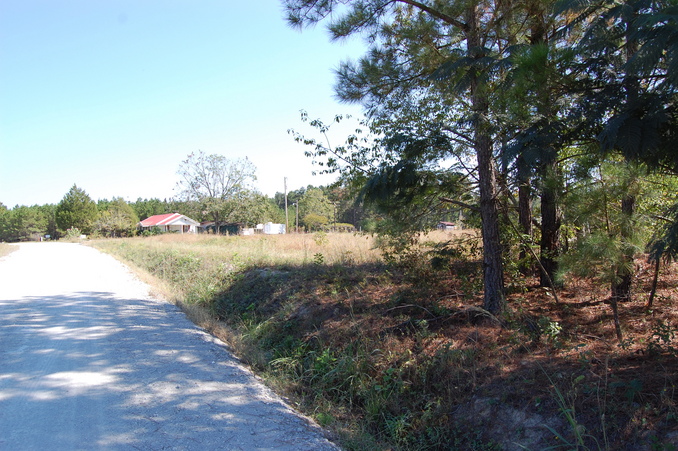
[{"left": 0, "top": 289, "right": 334, "bottom": 450}]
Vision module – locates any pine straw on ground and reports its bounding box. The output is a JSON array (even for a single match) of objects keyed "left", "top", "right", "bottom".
[{"left": 239, "top": 256, "right": 678, "bottom": 449}]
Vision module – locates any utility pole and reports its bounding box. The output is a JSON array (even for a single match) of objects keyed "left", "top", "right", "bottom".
[
  {"left": 333, "top": 202, "right": 337, "bottom": 231},
  {"left": 284, "top": 177, "right": 289, "bottom": 233}
]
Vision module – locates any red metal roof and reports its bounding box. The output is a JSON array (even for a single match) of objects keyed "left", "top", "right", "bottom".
[{"left": 139, "top": 213, "right": 183, "bottom": 227}]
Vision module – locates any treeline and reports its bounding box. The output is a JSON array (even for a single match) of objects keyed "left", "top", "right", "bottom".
[
  {"left": 0, "top": 187, "right": 186, "bottom": 242},
  {"left": 1, "top": 180, "right": 450, "bottom": 242}
]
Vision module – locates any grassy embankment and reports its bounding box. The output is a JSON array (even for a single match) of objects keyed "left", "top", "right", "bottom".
[{"left": 91, "top": 232, "right": 678, "bottom": 450}]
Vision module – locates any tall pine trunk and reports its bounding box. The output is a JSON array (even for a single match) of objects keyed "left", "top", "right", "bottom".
[
  {"left": 608, "top": 188, "right": 633, "bottom": 342},
  {"left": 478, "top": 135, "right": 506, "bottom": 314},
  {"left": 517, "top": 155, "right": 533, "bottom": 275},
  {"left": 523, "top": 2, "right": 563, "bottom": 288},
  {"left": 612, "top": 193, "right": 635, "bottom": 302},
  {"left": 467, "top": 6, "right": 505, "bottom": 314},
  {"left": 611, "top": 11, "right": 640, "bottom": 306},
  {"left": 539, "top": 157, "right": 561, "bottom": 287}
]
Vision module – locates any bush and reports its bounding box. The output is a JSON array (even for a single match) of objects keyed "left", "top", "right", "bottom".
[{"left": 64, "top": 227, "right": 84, "bottom": 240}]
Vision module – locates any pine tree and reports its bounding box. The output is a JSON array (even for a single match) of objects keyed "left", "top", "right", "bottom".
[
  {"left": 55, "top": 185, "right": 99, "bottom": 236},
  {"left": 285, "top": 0, "right": 508, "bottom": 313}
]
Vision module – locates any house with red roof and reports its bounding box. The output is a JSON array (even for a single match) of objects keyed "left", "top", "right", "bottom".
[{"left": 138, "top": 213, "right": 200, "bottom": 234}]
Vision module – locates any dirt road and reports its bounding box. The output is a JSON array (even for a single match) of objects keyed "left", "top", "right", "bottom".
[{"left": 0, "top": 243, "right": 337, "bottom": 450}]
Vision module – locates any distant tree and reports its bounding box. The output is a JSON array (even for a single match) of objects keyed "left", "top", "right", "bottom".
[
  {"left": 176, "top": 151, "right": 256, "bottom": 233},
  {"left": 324, "top": 184, "right": 355, "bottom": 226},
  {"left": 132, "top": 198, "right": 167, "bottom": 221},
  {"left": 95, "top": 197, "right": 139, "bottom": 237},
  {"left": 274, "top": 186, "right": 309, "bottom": 212},
  {"left": 0, "top": 205, "right": 47, "bottom": 242},
  {"left": 0, "top": 203, "right": 8, "bottom": 241},
  {"left": 55, "top": 185, "right": 99, "bottom": 235},
  {"left": 97, "top": 199, "right": 111, "bottom": 212},
  {"left": 222, "top": 192, "right": 285, "bottom": 226},
  {"left": 11, "top": 206, "right": 48, "bottom": 241},
  {"left": 37, "top": 204, "right": 58, "bottom": 239},
  {"left": 298, "top": 187, "right": 333, "bottom": 229},
  {"left": 302, "top": 212, "right": 329, "bottom": 231}
]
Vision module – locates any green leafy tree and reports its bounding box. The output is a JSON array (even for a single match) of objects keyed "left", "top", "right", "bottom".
[
  {"left": 298, "top": 187, "right": 333, "bottom": 229},
  {"left": 55, "top": 185, "right": 99, "bottom": 235},
  {"left": 95, "top": 197, "right": 139, "bottom": 238},
  {"left": 647, "top": 176, "right": 678, "bottom": 307},
  {"left": 275, "top": 186, "right": 306, "bottom": 211},
  {"left": 176, "top": 151, "right": 256, "bottom": 233},
  {"left": 325, "top": 183, "right": 370, "bottom": 229},
  {"left": 132, "top": 198, "right": 169, "bottom": 221},
  {"left": 97, "top": 198, "right": 111, "bottom": 213},
  {"left": 223, "top": 191, "right": 285, "bottom": 226},
  {"left": 499, "top": 10, "right": 580, "bottom": 284},
  {"left": 302, "top": 212, "right": 329, "bottom": 231}
]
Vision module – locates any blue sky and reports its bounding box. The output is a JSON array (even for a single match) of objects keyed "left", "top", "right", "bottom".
[{"left": 0, "top": 1, "right": 365, "bottom": 207}]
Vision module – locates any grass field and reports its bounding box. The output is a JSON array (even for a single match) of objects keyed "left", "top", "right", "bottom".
[{"left": 91, "top": 231, "right": 678, "bottom": 450}]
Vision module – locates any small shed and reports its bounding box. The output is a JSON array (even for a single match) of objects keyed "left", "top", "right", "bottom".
[
  {"left": 262, "top": 222, "right": 286, "bottom": 235},
  {"left": 437, "top": 221, "right": 457, "bottom": 230},
  {"left": 139, "top": 213, "right": 200, "bottom": 234}
]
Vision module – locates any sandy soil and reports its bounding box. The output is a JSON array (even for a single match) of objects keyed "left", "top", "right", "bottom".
[{"left": 0, "top": 242, "right": 337, "bottom": 450}]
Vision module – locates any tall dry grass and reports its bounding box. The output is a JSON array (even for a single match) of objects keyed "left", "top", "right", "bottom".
[
  {"left": 125, "top": 231, "right": 383, "bottom": 266},
  {"left": 91, "top": 232, "right": 387, "bottom": 306}
]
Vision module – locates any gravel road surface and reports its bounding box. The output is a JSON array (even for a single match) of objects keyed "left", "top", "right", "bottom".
[{"left": 0, "top": 243, "right": 338, "bottom": 450}]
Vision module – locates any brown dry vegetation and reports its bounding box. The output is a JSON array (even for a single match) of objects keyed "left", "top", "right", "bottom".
[{"left": 92, "top": 232, "right": 678, "bottom": 450}]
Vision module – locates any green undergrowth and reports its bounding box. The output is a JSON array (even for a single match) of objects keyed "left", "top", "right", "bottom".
[
  {"left": 91, "top": 236, "right": 678, "bottom": 450},
  {"left": 211, "top": 263, "right": 503, "bottom": 450}
]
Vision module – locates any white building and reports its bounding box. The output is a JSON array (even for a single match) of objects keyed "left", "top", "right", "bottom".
[
  {"left": 139, "top": 213, "right": 200, "bottom": 234},
  {"left": 262, "top": 222, "right": 286, "bottom": 235}
]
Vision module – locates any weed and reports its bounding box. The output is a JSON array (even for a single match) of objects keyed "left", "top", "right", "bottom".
[
  {"left": 340, "top": 250, "right": 355, "bottom": 265},
  {"left": 315, "top": 411, "right": 334, "bottom": 427},
  {"left": 63, "top": 227, "right": 84, "bottom": 241},
  {"left": 540, "top": 366, "right": 602, "bottom": 450},
  {"left": 648, "top": 320, "right": 678, "bottom": 356},
  {"left": 539, "top": 317, "right": 563, "bottom": 347},
  {"left": 313, "top": 252, "right": 325, "bottom": 265},
  {"left": 314, "top": 231, "right": 329, "bottom": 246}
]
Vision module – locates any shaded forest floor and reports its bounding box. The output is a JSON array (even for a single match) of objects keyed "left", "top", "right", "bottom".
[
  {"left": 212, "top": 257, "right": 678, "bottom": 450},
  {"left": 92, "top": 235, "right": 678, "bottom": 450}
]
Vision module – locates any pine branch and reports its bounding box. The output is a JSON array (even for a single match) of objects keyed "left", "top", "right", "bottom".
[
  {"left": 439, "top": 197, "right": 480, "bottom": 213},
  {"left": 394, "top": 0, "right": 468, "bottom": 32}
]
